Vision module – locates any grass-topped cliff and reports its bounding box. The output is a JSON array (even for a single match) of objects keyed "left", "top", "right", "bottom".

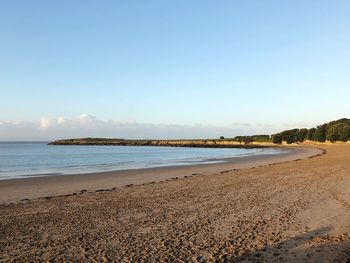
[
  {"left": 48, "top": 138, "right": 271, "bottom": 148},
  {"left": 49, "top": 118, "right": 350, "bottom": 147}
]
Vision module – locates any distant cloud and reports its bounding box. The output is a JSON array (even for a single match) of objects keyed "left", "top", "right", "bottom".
[
  {"left": 39, "top": 117, "right": 51, "bottom": 130},
  {"left": 39, "top": 113, "right": 97, "bottom": 130},
  {"left": 57, "top": 117, "right": 66, "bottom": 125},
  {"left": 0, "top": 113, "right": 316, "bottom": 141},
  {"left": 231, "top": 122, "right": 251, "bottom": 128}
]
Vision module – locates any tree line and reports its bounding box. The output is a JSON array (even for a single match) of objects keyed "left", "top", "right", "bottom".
[
  {"left": 221, "top": 118, "right": 350, "bottom": 144},
  {"left": 271, "top": 118, "right": 350, "bottom": 144},
  {"left": 219, "top": 135, "right": 271, "bottom": 144}
]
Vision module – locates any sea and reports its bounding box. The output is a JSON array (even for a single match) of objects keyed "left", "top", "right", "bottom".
[{"left": 0, "top": 142, "right": 284, "bottom": 180}]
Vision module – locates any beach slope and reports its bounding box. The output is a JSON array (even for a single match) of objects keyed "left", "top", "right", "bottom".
[{"left": 1, "top": 145, "right": 350, "bottom": 262}]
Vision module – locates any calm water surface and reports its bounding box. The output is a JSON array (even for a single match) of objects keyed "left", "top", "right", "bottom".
[{"left": 0, "top": 142, "right": 284, "bottom": 180}]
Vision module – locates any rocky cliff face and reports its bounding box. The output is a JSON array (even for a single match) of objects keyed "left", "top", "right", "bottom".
[{"left": 48, "top": 138, "right": 275, "bottom": 148}]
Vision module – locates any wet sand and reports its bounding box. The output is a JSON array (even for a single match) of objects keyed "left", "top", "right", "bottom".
[
  {"left": 0, "top": 147, "right": 318, "bottom": 204},
  {"left": 1, "top": 145, "right": 350, "bottom": 262}
]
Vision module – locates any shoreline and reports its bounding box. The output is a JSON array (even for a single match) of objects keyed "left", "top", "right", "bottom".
[
  {"left": 0, "top": 146, "right": 323, "bottom": 204},
  {"left": 0, "top": 146, "right": 283, "bottom": 180},
  {"left": 2, "top": 144, "right": 350, "bottom": 262},
  {"left": 0, "top": 146, "right": 285, "bottom": 181}
]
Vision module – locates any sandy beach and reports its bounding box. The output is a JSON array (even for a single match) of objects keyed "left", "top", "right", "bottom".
[
  {"left": 0, "top": 146, "right": 318, "bottom": 204},
  {"left": 1, "top": 144, "right": 350, "bottom": 262}
]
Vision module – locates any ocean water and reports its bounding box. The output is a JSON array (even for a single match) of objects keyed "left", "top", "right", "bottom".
[{"left": 0, "top": 142, "right": 283, "bottom": 180}]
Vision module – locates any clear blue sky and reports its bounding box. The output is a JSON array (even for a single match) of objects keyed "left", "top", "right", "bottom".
[{"left": 0, "top": 1, "right": 349, "bottom": 139}]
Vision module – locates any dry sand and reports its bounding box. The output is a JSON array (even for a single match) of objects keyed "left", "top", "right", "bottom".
[{"left": 1, "top": 144, "right": 350, "bottom": 262}]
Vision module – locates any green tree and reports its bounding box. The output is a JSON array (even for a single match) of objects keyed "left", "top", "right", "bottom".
[
  {"left": 327, "top": 123, "right": 350, "bottom": 142},
  {"left": 296, "top": 128, "right": 308, "bottom": 142},
  {"left": 243, "top": 136, "right": 253, "bottom": 144},
  {"left": 272, "top": 134, "right": 282, "bottom": 144},
  {"left": 339, "top": 126, "right": 350, "bottom": 142},
  {"left": 251, "top": 135, "right": 270, "bottom": 142},
  {"left": 306, "top": 128, "right": 316, "bottom": 140},
  {"left": 314, "top": 124, "right": 327, "bottom": 142}
]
